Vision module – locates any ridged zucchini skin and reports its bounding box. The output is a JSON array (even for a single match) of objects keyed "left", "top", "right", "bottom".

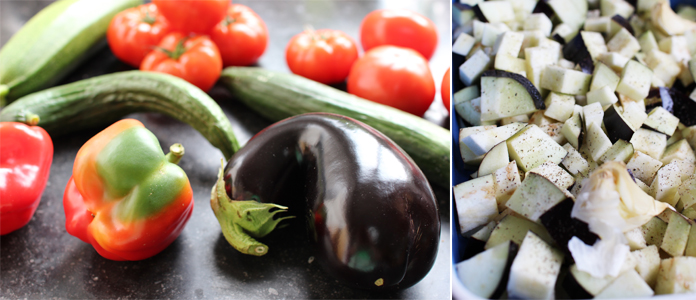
[
  {"left": 0, "top": 71, "right": 240, "bottom": 159},
  {"left": 0, "top": 0, "right": 142, "bottom": 107},
  {"left": 219, "top": 67, "right": 450, "bottom": 188}
]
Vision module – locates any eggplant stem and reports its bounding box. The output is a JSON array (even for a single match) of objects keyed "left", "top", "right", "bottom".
[{"left": 210, "top": 161, "right": 294, "bottom": 256}]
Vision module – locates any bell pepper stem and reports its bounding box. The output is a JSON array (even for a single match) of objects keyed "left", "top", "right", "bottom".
[
  {"left": 166, "top": 143, "right": 185, "bottom": 164},
  {"left": 210, "top": 161, "right": 294, "bottom": 256}
]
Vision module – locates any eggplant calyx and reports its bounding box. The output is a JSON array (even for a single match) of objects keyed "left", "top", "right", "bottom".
[{"left": 210, "top": 162, "right": 294, "bottom": 256}]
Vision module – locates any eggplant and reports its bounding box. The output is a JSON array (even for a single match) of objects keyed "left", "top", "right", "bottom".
[
  {"left": 647, "top": 87, "right": 696, "bottom": 126},
  {"left": 603, "top": 104, "right": 636, "bottom": 144},
  {"left": 539, "top": 198, "right": 598, "bottom": 258},
  {"left": 211, "top": 113, "right": 440, "bottom": 290},
  {"left": 563, "top": 34, "right": 595, "bottom": 74},
  {"left": 611, "top": 15, "right": 634, "bottom": 36},
  {"left": 533, "top": 0, "right": 554, "bottom": 19}
]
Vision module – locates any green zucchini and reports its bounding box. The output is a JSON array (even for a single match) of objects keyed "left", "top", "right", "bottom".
[
  {"left": 0, "top": 0, "right": 141, "bottom": 107},
  {"left": 219, "top": 67, "right": 450, "bottom": 188},
  {"left": 0, "top": 71, "right": 240, "bottom": 159}
]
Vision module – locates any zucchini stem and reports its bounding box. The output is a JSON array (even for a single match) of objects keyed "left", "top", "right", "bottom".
[
  {"left": 210, "top": 161, "right": 294, "bottom": 256},
  {"left": 0, "top": 85, "right": 8, "bottom": 107}
]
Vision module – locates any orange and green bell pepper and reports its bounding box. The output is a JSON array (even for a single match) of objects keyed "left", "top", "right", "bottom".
[{"left": 63, "top": 119, "right": 194, "bottom": 261}]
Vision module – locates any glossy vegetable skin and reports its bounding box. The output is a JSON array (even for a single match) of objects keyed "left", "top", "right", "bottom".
[
  {"left": 151, "top": 0, "right": 228, "bottom": 34},
  {"left": 0, "top": 122, "right": 53, "bottom": 235},
  {"left": 285, "top": 29, "right": 359, "bottom": 84},
  {"left": 210, "top": 4, "right": 268, "bottom": 67},
  {"left": 107, "top": 3, "right": 172, "bottom": 67},
  {"left": 141, "top": 33, "right": 222, "bottom": 91},
  {"left": 442, "top": 68, "right": 451, "bottom": 113},
  {"left": 64, "top": 119, "right": 193, "bottom": 261},
  {"left": 213, "top": 113, "right": 440, "bottom": 290},
  {"left": 360, "top": 9, "right": 438, "bottom": 59},
  {"left": 219, "top": 67, "right": 449, "bottom": 188},
  {"left": 0, "top": 0, "right": 141, "bottom": 106},
  {"left": 347, "top": 45, "right": 436, "bottom": 116},
  {"left": 0, "top": 71, "right": 240, "bottom": 160}
]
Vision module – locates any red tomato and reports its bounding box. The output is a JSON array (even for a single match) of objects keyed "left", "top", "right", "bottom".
[
  {"left": 360, "top": 9, "right": 438, "bottom": 60},
  {"left": 107, "top": 3, "right": 172, "bottom": 67},
  {"left": 285, "top": 29, "right": 359, "bottom": 85},
  {"left": 140, "top": 33, "right": 222, "bottom": 91},
  {"left": 210, "top": 4, "right": 268, "bottom": 67},
  {"left": 151, "top": 0, "right": 229, "bottom": 34},
  {"left": 442, "top": 68, "right": 450, "bottom": 113},
  {"left": 347, "top": 46, "right": 435, "bottom": 116}
]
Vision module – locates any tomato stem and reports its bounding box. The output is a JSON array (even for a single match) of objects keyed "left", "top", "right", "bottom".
[
  {"left": 222, "top": 16, "right": 236, "bottom": 26},
  {"left": 141, "top": 11, "right": 156, "bottom": 25},
  {"left": 155, "top": 38, "right": 188, "bottom": 61}
]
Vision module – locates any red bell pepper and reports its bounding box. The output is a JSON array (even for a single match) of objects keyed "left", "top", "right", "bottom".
[
  {"left": 0, "top": 121, "right": 53, "bottom": 235},
  {"left": 64, "top": 119, "right": 194, "bottom": 261}
]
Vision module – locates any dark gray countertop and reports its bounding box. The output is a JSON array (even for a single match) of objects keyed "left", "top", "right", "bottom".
[{"left": 0, "top": 0, "right": 451, "bottom": 298}]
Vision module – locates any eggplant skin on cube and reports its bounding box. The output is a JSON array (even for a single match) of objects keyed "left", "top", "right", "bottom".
[
  {"left": 540, "top": 198, "right": 598, "bottom": 258},
  {"left": 479, "top": 70, "right": 545, "bottom": 122},
  {"left": 455, "top": 241, "right": 519, "bottom": 299}
]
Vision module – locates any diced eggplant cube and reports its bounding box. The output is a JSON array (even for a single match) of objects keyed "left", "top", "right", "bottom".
[
  {"left": 587, "top": 85, "right": 618, "bottom": 106},
  {"left": 643, "top": 107, "right": 680, "bottom": 137},
  {"left": 632, "top": 245, "right": 661, "bottom": 287},
  {"left": 524, "top": 13, "right": 553, "bottom": 37},
  {"left": 594, "top": 270, "right": 654, "bottom": 298},
  {"left": 562, "top": 143, "right": 590, "bottom": 176},
  {"left": 462, "top": 122, "right": 526, "bottom": 156},
  {"left": 459, "top": 49, "right": 492, "bottom": 86},
  {"left": 453, "top": 33, "right": 476, "bottom": 57},
  {"left": 606, "top": 28, "right": 641, "bottom": 59},
  {"left": 599, "top": 139, "right": 634, "bottom": 163},
  {"left": 454, "top": 175, "right": 499, "bottom": 234},
  {"left": 617, "top": 60, "right": 653, "bottom": 101},
  {"left": 539, "top": 198, "right": 598, "bottom": 257},
  {"left": 630, "top": 128, "right": 667, "bottom": 160},
  {"left": 475, "top": 1, "right": 515, "bottom": 23},
  {"left": 627, "top": 151, "right": 664, "bottom": 184},
  {"left": 585, "top": 122, "right": 613, "bottom": 162},
  {"left": 581, "top": 31, "right": 608, "bottom": 60},
  {"left": 455, "top": 241, "right": 518, "bottom": 299},
  {"left": 459, "top": 125, "right": 497, "bottom": 165},
  {"left": 660, "top": 212, "right": 691, "bottom": 257},
  {"left": 492, "top": 161, "right": 521, "bottom": 212},
  {"left": 544, "top": 92, "right": 575, "bottom": 122},
  {"left": 540, "top": 66, "right": 592, "bottom": 95},
  {"left": 590, "top": 62, "right": 621, "bottom": 92},
  {"left": 507, "top": 124, "right": 568, "bottom": 172},
  {"left": 480, "top": 71, "right": 543, "bottom": 122},
  {"left": 506, "top": 172, "right": 568, "bottom": 221},
  {"left": 583, "top": 102, "right": 604, "bottom": 129},
  {"left": 507, "top": 231, "right": 563, "bottom": 300},
  {"left": 478, "top": 142, "right": 510, "bottom": 177},
  {"left": 655, "top": 256, "right": 696, "bottom": 294},
  {"left": 528, "top": 161, "right": 575, "bottom": 190},
  {"left": 650, "top": 161, "right": 682, "bottom": 206},
  {"left": 485, "top": 214, "right": 554, "bottom": 250},
  {"left": 493, "top": 31, "right": 524, "bottom": 57},
  {"left": 642, "top": 217, "right": 669, "bottom": 247}
]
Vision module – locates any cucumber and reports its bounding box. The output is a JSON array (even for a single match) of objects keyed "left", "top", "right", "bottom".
[
  {"left": 0, "top": 0, "right": 141, "bottom": 107},
  {"left": 0, "top": 71, "right": 240, "bottom": 159},
  {"left": 219, "top": 67, "right": 450, "bottom": 188}
]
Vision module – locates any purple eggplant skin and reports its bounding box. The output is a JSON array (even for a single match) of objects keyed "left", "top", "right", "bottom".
[{"left": 222, "top": 113, "right": 440, "bottom": 290}]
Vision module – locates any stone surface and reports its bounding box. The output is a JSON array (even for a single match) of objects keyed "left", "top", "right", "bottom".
[{"left": 0, "top": 0, "right": 451, "bottom": 298}]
